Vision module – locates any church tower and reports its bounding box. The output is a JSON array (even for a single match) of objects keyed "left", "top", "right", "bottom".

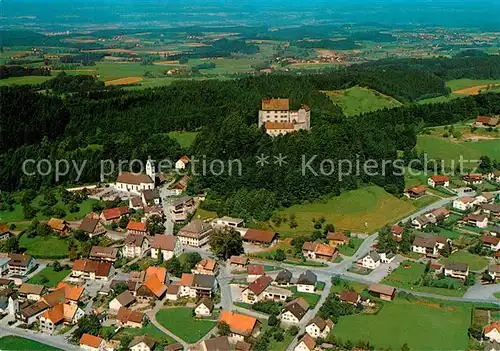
[{"left": 146, "top": 156, "right": 155, "bottom": 183}]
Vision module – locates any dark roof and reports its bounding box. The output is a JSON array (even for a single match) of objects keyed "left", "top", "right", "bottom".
[
  {"left": 491, "top": 226, "right": 500, "bottom": 234},
  {"left": 366, "top": 251, "right": 381, "bottom": 262},
  {"left": 196, "top": 297, "right": 214, "bottom": 311},
  {"left": 445, "top": 262, "right": 468, "bottom": 272},
  {"left": 142, "top": 189, "right": 159, "bottom": 202},
  {"left": 275, "top": 269, "right": 292, "bottom": 283},
  {"left": 129, "top": 334, "right": 156, "bottom": 349},
  {"left": 171, "top": 195, "right": 192, "bottom": 207},
  {"left": 246, "top": 275, "right": 273, "bottom": 295},
  {"left": 192, "top": 274, "right": 215, "bottom": 289},
  {"left": 125, "top": 233, "right": 146, "bottom": 247},
  {"left": 90, "top": 246, "right": 118, "bottom": 259},
  {"left": 307, "top": 316, "right": 329, "bottom": 331},
  {"left": 79, "top": 216, "right": 100, "bottom": 233},
  {"left": 178, "top": 220, "right": 212, "bottom": 238},
  {"left": 8, "top": 254, "right": 32, "bottom": 267},
  {"left": 203, "top": 336, "right": 230, "bottom": 351},
  {"left": 235, "top": 341, "right": 252, "bottom": 351},
  {"left": 283, "top": 298, "right": 309, "bottom": 320},
  {"left": 164, "top": 343, "right": 183, "bottom": 351},
  {"left": 243, "top": 229, "right": 276, "bottom": 243},
  {"left": 339, "top": 290, "right": 359, "bottom": 304},
  {"left": 20, "top": 300, "right": 49, "bottom": 318},
  {"left": 115, "top": 291, "right": 136, "bottom": 306},
  {"left": 297, "top": 270, "right": 317, "bottom": 285}
]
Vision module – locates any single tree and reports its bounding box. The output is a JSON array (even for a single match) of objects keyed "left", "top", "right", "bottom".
[{"left": 208, "top": 227, "right": 244, "bottom": 259}]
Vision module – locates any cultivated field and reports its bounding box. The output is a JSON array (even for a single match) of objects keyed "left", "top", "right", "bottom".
[
  {"left": 323, "top": 86, "right": 402, "bottom": 116},
  {"left": 447, "top": 79, "right": 500, "bottom": 93},
  {"left": 104, "top": 77, "right": 143, "bottom": 86},
  {"left": 274, "top": 185, "right": 416, "bottom": 235},
  {"left": 333, "top": 297, "right": 471, "bottom": 350}
]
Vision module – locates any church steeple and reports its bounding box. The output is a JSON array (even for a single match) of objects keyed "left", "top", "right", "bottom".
[{"left": 146, "top": 156, "right": 155, "bottom": 182}]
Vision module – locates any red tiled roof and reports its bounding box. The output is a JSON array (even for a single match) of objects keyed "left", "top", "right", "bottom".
[
  {"left": 230, "top": 256, "right": 248, "bottom": 266},
  {"left": 180, "top": 273, "right": 194, "bottom": 287},
  {"left": 484, "top": 322, "right": 500, "bottom": 334},
  {"left": 481, "top": 235, "right": 500, "bottom": 245},
  {"left": 430, "top": 175, "right": 449, "bottom": 182},
  {"left": 220, "top": 311, "right": 258, "bottom": 336},
  {"left": 80, "top": 334, "right": 104, "bottom": 348},
  {"left": 101, "top": 207, "right": 129, "bottom": 220},
  {"left": 116, "top": 172, "right": 154, "bottom": 185},
  {"left": 391, "top": 226, "right": 404, "bottom": 235},
  {"left": 243, "top": 229, "right": 276, "bottom": 243},
  {"left": 247, "top": 264, "right": 265, "bottom": 276},
  {"left": 151, "top": 235, "right": 178, "bottom": 251},
  {"left": 126, "top": 220, "right": 147, "bottom": 232},
  {"left": 326, "top": 232, "right": 349, "bottom": 242},
  {"left": 247, "top": 275, "right": 273, "bottom": 295},
  {"left": 264, "top": 122, "right": 294, "bottom": 130}
]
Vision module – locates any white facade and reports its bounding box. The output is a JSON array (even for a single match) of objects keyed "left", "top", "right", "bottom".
[
  {"left": 280, "top": 310, "right": 300, "bottom": 325},
  {"left": 485, "top": 328, "right": 500, "bottom": 343},
  {"left": 360, "top": 255, "right": 380, "bottom": 269},
  {"left": 130, "top": 342, "right": 153, "bottom": 351},
  {"left": 305, "top": 323, "right": 331, "bottom": 339},
  {"left": 150, "top": 240, "right": 182, "bottom": 261},
  {"left": 295, "top": 340, "right": 314, "bottom": 351},
  {"left": 453, "top": 199, "right": 474, "bottom": 211},
  {"left": 123, "top": 240, "right": 149, "bottom": 258},
  {"left": 297, "top": 284, "right": 315, "bottom": 293},
  {"left": 194, "top": 304, "right": 212, "bottom": 317}
]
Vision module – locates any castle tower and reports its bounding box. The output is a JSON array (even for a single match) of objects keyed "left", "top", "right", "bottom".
[{"left": 146, "top": 156, "right": 155, "bottom": 182}]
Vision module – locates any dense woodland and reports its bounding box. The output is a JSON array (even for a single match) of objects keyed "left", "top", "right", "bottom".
[{"left": 1, "top": 66, "right": 500, "bottom": 220}]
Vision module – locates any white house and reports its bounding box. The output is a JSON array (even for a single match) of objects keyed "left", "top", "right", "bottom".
[
  {"left": 305, "top": 316, "right": 333, "bottom": 339},
  {"left": 453, "top": 197, "right": 475, "bottom": 211},
  {"left": 484, "top": 322, "right": 500, "bottom": 343},
  {"left": 80, "top": 333, "right": 105, "bottom": 351},
  {"left": 280, "top": 298, "right": 309, "bottom": 325},
  {"left": 475, "top": 193, "right": 495, "bottom": 205},
  {"left": 427, "top": 175, "right": 449, "bottom": 188},
  {"left": 488, "top": 265, "right": 500, "bottom": 281},
  {"left": 194, "top": 297, "right": 214, "bottom": 317},
  {"left": 150, "top": 235, "right": 182, "bottom": 261},
  {"left": 109, "top": 291, "right": 136, "bottom": 312},
  {"left": 297, "top": 270, "right": 317, "bottom": 293},
  {"left": 123, "top": 234, "right": 150, "bottom": 258},
  {"left": 175, "top": 156, "right": 190, "bottom": 170},
  {"left": 444, "top": 263, "right": 469, "bottom": 279},
  {"left": 129, "top": 335, "right": 156, "bottom": 351},
  {"left": 211, "top": 216, "right": 244, "bottom": 229},
  {"left": 464, "top": 213, "right": 489, "bottom": 228},
  {"left": 360, "top": 251, "right": 381, "bottom": 269},
  {"left": 114, "top": 171, "right": 154, "bottom": 195},
  {"left": 295, "top": 333, "right": 316, "bottom": 351}
]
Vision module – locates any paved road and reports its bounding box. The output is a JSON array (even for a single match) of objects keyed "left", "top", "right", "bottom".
[
  {"left": 159, "top": 184, "right": 175, "bottom": 235},
  {"left": 0, "top": 325, "right": 80, "bottom": 350}
]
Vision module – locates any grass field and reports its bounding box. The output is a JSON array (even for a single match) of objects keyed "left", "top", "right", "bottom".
[
  {"left": 104, "top": 76, "right": 143, "bottom": 86},
  {"left": 155, "top": 307, "right": 217, "bottom": 343},
  {"left": 330, "top": 280, "right": 368, "bottom": 294},
  {"left": 416, "top": 135, "right": 500, "bottom": 167},
  {"left": 0, "top": 76, "right": 52, "bottom": 86},
  {"left": 192, "top": 208, "right": 217, "bottom": 221},
  {"left": 19, "top": 235, "right": 72, "bottom": 258},
  {"left": 290, "top": 287, "right": 321, "bottom": 308},
  {"left": 337, "top": 237, "right": 364, "bottom": 256},
  {"left": 447, "top": 79, "right": 500, "bottom": 92},
  {"left": 28, "top": 266, "right": 71, "bottom": 287},
  {"left": 114, "top": 323, "right": 175, "bottom": 343},
  {"left": 440, "top": 250, "right": 489, "bottom": 271},
  {"left": 274, "top": 185, "right": 416, "bottom": 235},
  {"left": 322, "top": 86, "right": 402, "bottom": 116},
  {"left": 332, "top": 297, "right": 471, "bottom": 350},
  {"left": 168, "top": 131, "right": 199, "bottom": 148},
  {"left": 0, "top": 336, "right": 61, "bottom": 351}
]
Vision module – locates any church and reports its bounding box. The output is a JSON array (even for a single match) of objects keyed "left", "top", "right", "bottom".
[{"left": 114, "top": 157, "right": 156, "bottom": 195}]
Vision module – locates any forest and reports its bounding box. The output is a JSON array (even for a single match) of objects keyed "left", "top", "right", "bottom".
[{"left": 0, "top": 65, "right": 51, "bottom": 79}]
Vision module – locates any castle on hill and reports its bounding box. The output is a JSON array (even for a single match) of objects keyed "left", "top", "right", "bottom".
[{"left": 258, "top": 98, "right": 311, "bottom": 136}]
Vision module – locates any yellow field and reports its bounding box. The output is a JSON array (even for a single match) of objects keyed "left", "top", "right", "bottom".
[
  {"left": 104, "top": 77, "right": 143, "bottom": 86},
  {"left": 454, "top": 84, "right": 500, "bottom": 95}
]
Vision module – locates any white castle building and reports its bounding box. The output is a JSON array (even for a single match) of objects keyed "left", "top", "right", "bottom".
[{"left": 258, "top": 98, "right": 311, "bottom": 136}]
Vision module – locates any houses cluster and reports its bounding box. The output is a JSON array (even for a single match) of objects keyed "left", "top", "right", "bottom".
[
  {"left": 411, "top": 207, "right": 451, "bottom": 230},
  {"left": 411, "top": 232, "right": 451, "bottom": 258}
]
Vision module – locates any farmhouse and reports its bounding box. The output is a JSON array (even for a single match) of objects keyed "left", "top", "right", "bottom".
[
  {"left": 404, "top": 185, "right": 427, "bottom": 198},
  {"left": 241, "top": 275, "right": 273, "bottom": 304},
  {"left": 453, "top": 197, "right": 475, "bottom": 211},
  {"left": 475, "top": 116, "right": 499, "bottom": 127},
  {"left": 47, "top": 218, "right": 70, "bottom": 236},
  {"left": 194, "top": 297, "right": 214, "bottom": 317},
  {"left": 463, "top": 173, "right": 483, "bottom": 185},
  {"left": 229, "top": 256, "right": 249, "bottom": 269},
  {"left": 126, "top": 221, "right": 148, "bottom": 235},
  {"left": 195, "top": 336, "right": 230, "bottom": 351},
  {"left": 280, "top": 298, "right": 310, "bottom": 325},
  {"left": 481, "top": 235, "right": 500, "bottom": 252},
  {"left": 391, "top": 225, "right": 404, "bottom": 242},
  {"left": 302, "top": 241, "right": 337, "bottom": 261},
  {"left": 220, "top": 311, "right": 261, "bottom": 343},
  {"left": 360, "top": 251, "right": 381, "bottom": 269},
  {"left": 100, "top": 207, "right": 129, "bottom": 225},
  {"left": 80, "top": 333, "right": 105, "bottom": 351},
  {"left": 305, "top": 316, "right": 333, "bottom": 339},
  {"left": 72, "top": 259, "right": 114, "bottom": 281},
  {"left": 258, "top": 98, "right": 311, "bottom": 136},
  {"left": 326, "top": 231, "right": 349, "bottom": 246},
  {"left": 463, "top": 213, "right": 489, "bottom": 228},
  {"left": 151, "top": 235, "right": 182, "bottom": 261},
  {"left": 16, "top": 300, "right": 49, "bottom": 324},
  {"left": 136, "top": 274, "right": 168, "bottom": 301},
  {"left": 54, "top": 282, "right": 84, "bottom": 305},
  {"left": 427, "top": 175, "right": 449, "bottom": 188},
  {"left": 368, "top": 283, "right": 395, "bottom": 301},
  {"left": 297, "top": 270, "right": 317, "bottom": 293},
  {"left": 175, "top": 155, "right": 190, "bottom": 170},
  {"left": 116, "top": 307, "right": 144, "bottom": 328},
  {"left": 444, "top": 263, "right": 469, "bottom": 279},
  {"left": 247, "top": 265, "right": 265, "bottom": 283},
  {"left": 0, "top": 224, "right": 12, "bottom": 241},
  {"left": 89, "top": 246, "right": 119, "bottom": 262},
  {"left": 18, "top": 284, "right": 45, "bottom": 301},
  {"left": 109, "top": 291, "right": 136, "bottom": 312},
  {"left": 123, "top": 233, "right": 150, "bottom": 258},
  {"left": 295, "top": 333, "right": 316, "bottom": 351},
  {"left": 7, "top": 254, "right": 34, "bottom": 275},
  {"left": 192, "top": 258, "right": 218, "bottom": 275},
  {"left": 484, "top": 322, "right": 500, "bottom": 343},
  {"left": 39, "top": 302, "right": 84, "bottom": 334},
  {"left": 129, "top": 334, "right": 156, "bottom": 351},
  {"left": 339, "top": 290, "right": 361, "bottom": 305},
  {"left": 79, "top": 213, "right": 106, "bottom": 237},
  {"left": 177, "top": 219, "right": 213, "bottom": 248},
  {"left": 242, "top": 228, "right": 277, "bottom": 246},
  {"left": 179, "top": 273, "right": 216, "bottom": 298},
  {"left": 169, "top": 196, "right": 195, "bottom": 222}
]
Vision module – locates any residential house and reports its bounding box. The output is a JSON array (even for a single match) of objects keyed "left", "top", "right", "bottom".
[
  {"left": 165, "top": 284, "right": 180, "bottom": 301},
  {"left": 79, "top": 213, "right": 107, "bottom": 237},
  {"left": 123, "top": 234, "right": 150, "bottom": 258},
  {"left": 484, "top": 322, "right": 500, "bottom": 343},
  {"left": 297, "top": 270, "right": 317, "bottom": 293},
  {"left": 100, "top": 207, "right": 129, "bottom": 226},
  {"left": 429, "top": 207, "right": 451, "bottom": 221},
  {"left": 491, "top": 226, "right": 500, "bottom": 237},
  {"left": 241, "top": 275, "right": 273, "bottom": 304},
  {"left": 192, "top": 258, "right": 218, "bottom": 275},
  {"left": 90, "top": 246, "right": 119, "bottom": 262},
  {"left": 72, "top": 259, "right": 114, "bottom": 281},
  {"left": 0, "top": 289, "right": 19, "bottom": 316},
  {"left": 488, "top": 265, "right": 500, "bottom": 281},
  {"left": 175, "top": 156, "right": 191, "bottom": 170},
  {"left": 247, "top": 265, "right": 265, "bottom": 283},
  {"left": 195, "top": 336, "right": 230, "bottom": 351},
  {"left": 16, "top": 300, "right": 49, "bottom": 324},
  {"left": 18, "top": 283, "right": 45, "bottom": 301},
  {"left": 179, "top": 273, "right": 216, "bottom": 298},
  {"left": 211, "top": 216, "right": 244, "bottom": 229},
  {"left": 80, "top": 333, "right": 105, "bottom": 351},
  {"left": 302, "top": 241, "right": 337, "bottom": 261},
  {"left": 481, "top": 235, "right": 500, "bottom": 252},
  {"left": 368, "top": 284, "right": 396, "bottom": 301},
  {"left": 427, "top": 175, "right": 450, "bottom": 188},
  {"left": 360, "top": 251, "right": 381, "bottom": 269},
  {"left": 194, "top": 297, "right": 214, "bottom": 317},
  {"left": 391, "top": 225, "right": 404, "bottom": 242},
  {"left": 412, "top": 234, "right": 450, "bottom": 257},
  {"left": 453, "top": 197, "right": 475, "bottom": 211},
  {"left": 168, "top": 175, "right": 190, "bottom": 195},
  {"left": 0, "top": 224, "right": 12, "bottom": 241},
  {"left": 379, "top": 252, "right": 396, "bottom": 263},
  {"left": 444, "top": 263, "right": 469, "bottom": 279},
  {"left": 145, "top": 266, "right": 168, "bottom": 285},
  {"left": 47, "top": 218, "right": 70, "bottom": 236},
  {"left": 54, "top": 282, "right": 84, "bottom": 305},
  {"left": 280, "top": 298, "right": 310, "bottom": 325},
  {"left": 229, "top": 256, "right": 249, "bottom": 270},
  {"left": 475, "top": 193, "right": 495, "bottom": 205},
  {"left": 39, "top": 302, "right": 84, "bottom": 334},
  {"left": 109, "top": 291, "right": 136, "bottom": 312},
  {"left": 339, "top": 290, "right": 360, "bottom": 305},
  {"left": 220, "top": 311, "right": 261, "bottom": 343},
  {"left": 177, "top": 220, "right": 213, "bottom": 248},
  {"left": 126, "top": 221, "right": 148, "bottom": 235},
  {"left": 141, "top": 189, "right": 160, "bottom": 207},
  {"left": 404, "top": 185, "right": 427, "bottom": 199},
  {"left": 463, "top": 173, "right": 483, "bottom": 185},
  {"left": 116, "top": 307, "right": 144, "bottom": 328},
  {"left": 170, "top": 196, "right": 195, "bottom": 222},
  {"left": 273, "top": 269, "right": 293, "bottom": 287},
  {"left": 295, "top": 333, "right": 316, "bottom": 351},
  {"left": 412, "top": 214, "right": 433, "bottom": 230},
  {"left": 129, "top": 335, "right": 156, "bottom": 351},
  {"left": 305, "top": 316, "right": 333, "bottom": 339},
  {"left": 235, "top": 341, "right": 252, "bottom": 351},
  {"left": 242, "top": 229, "right": 277, "bottom": 246},
  {"left": 135, "top": 271, "right": 168, "bottom": 302},
  {"left": 326, "top": 232, "right": 349, "bottom": 247},
  {"left": 481, "top": 203, "right": 500, "bottom": 218},
  {"left": 151, "top": 235, "right": 182, "bottom": 261},
  {"left": 263, "top": 285, "right": 292, "bottom": 302},
  {"left": 7, "top": 254, "right": 34, "bottom": 275},
  {"left": 115, "top": 171, "right": 155, "bottom": 195},
  {"left": 464, "top": 213, "right": 489, "bottom": 228}
]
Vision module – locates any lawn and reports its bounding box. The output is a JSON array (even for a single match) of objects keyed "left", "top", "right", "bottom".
[
  {"left": 0, "top": 76, "right": 53, "bottom": 86},
  {"left": 411, "top": 195, "right": 440, "bottom": 209},
  {"left": 416, "top": 135, "right": 500, "bottom": 167},
  {"left": 438, "top": 228, "right": 463, "bottom": 240},
  {"left": 337, "top": 237, "right": 364, "bottom": 256},
  {"left": 322, "top": 86, "right": 402, "bottom": 117},
  {"left": 168, "top": 131, "right": 199, "bottom": 149},
  {"left": 330, "top": 280, "right": 368, "bottom": 294},
  {"left": 156, "top": 307, "right": 217, "bottom": 343},
  {"left": 274, "top": 185, "right": 416, "bottom": 235},
  {"left": 0, "top": 336, "right": 62, "bottom": 351},
  {"left": 19, "top": 234, "right": 73, "bottom": 259},
  {"left": 290, "top": 287, "right": 321, "bottom": 308},
  {"left": 28, "top": 266, "right": 71, "bottom": 287},
  {"left": 332, "top": 297, "right": 471, "bottom": 350},
  {"left": 114, "top": 323, "right": 176, "bottom": 343},
  {"left": 440, "top": 250, "right": 489, "bottom": 271}
]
